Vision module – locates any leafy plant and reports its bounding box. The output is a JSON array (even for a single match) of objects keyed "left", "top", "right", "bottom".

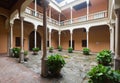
[
  {"left": 58, "top": 45, "right": 62, "bottom": 51},
  {"left": 47, "top": 54, "right": 66, "bottom": 76},
  {"left": 83, "top": 48, "right": 90, "bottom": 55},
  {"left": 32, "top": 47, "right": 40, "bottom": 55},
  {"left": 88, "top": 65, "right": 120, "bottom": 83},
  {"left": 49, "top": 46, "right": 54, "bottom": 53},
  {"left": 68, "top": 47, "right": 73, "bottom": 53},
  {"left": 32, "top": 47, "right": 40, "bottom": 52},
  {"left": 12, "top": 47, "right": 21, "bottom": 58},
  {"left": 24, "top": 51, "right": 28, "bottom": 56},
  {"left": 97, "top": 50, "right": 112, "bottom": 66}
]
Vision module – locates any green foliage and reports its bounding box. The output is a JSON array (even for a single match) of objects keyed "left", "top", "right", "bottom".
[
  {"left": 24, "top": 51, "right": 28, "bottom": 56},
  {"left": 49, "top": 46, "right": 54, "bottom": 52},
  {"left": 97, "top": 50, "right": 112, "bottom": 66},
  {"left": 12, "top": 47, "right": 21, "bottom": 58},
  {"left": 87, "top": 65, "right": 120, "bottom": 83},
  {"left": 68, "top": 47, "right": 73, "bottom": 53},
  {"left": 32, "top": 47, "right": 40, "bottom": 52},
  {"left": 58, "top": 45, "right": 62, "bottom": 51},
  {"left": 47, "top": 54, "right": 66, "bottom": 75},
  {"left": 83, "top": 48, "right": 90, "bottom": 55}
]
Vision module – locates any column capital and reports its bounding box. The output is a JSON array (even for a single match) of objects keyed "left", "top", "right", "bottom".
[
  {"left": 70, "top": 29, "right": 73, "bottom": 34},
  {"left": 59, "top": 31, "right": 61, "bottom": 35},
  {"left": 49, "top": 29, "right": 52, "bottom": 33},
  {"left": 20, "top": 16, "right": 24, "bottom": 21}
]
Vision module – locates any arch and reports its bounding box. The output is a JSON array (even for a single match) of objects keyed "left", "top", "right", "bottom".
[
  {"left": 73, "top": 28, "right": 87, "bottom": 50},
  {"left": 20, "top": 0, "right": 34, "bottom": 16},
  {"left": 89, "top": 25, "right": 110, "bottom": 52},
  {"left": 29, "top": 31, "right": 41, "bottom": 51}
]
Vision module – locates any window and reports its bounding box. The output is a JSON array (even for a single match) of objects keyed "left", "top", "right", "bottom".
[
  {"left": 82, "top": 40, "right": 87, "bottom": 47},
  {"left": 16, "top": 37, "right": 21, "bottom": 47}
]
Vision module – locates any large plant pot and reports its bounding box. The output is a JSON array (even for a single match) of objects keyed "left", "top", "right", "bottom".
[
  {"left": 33, "top": 51, "right": 38, "bottom": 55},
  {"left": 49, "top": 69, "right": 61, "bottom": 76}
]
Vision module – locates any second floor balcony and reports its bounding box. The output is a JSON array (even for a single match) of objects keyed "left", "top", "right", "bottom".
[{"left": 25, "top": 7, "right": 108, "bottom": 27}]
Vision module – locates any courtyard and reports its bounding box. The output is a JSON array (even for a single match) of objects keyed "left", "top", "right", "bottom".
[{"left": 23, "top": 50, "right": 97, "bottom": 83}]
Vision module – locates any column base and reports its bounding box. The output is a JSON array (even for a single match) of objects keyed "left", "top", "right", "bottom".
[
  {"left": 41, "top": 58, "right": 48, "bottom": 77},
  {"left": 9, "top": 48, "right": 13, "bottom": 57},
  {"left": 114, "top": 55, "right": 120, "bottom": 70},
  {"left": 19, "top": 51, "right": 24, "bottom": 63}
]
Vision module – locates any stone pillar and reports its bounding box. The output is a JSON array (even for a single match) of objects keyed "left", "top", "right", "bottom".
[
  {"left": 34, "top": 29, "right": 37, "bottom": 48},
  {"left": 86, "top": 0, "right": 89, "bottom": 20},
  {"left": 86, "top": 29, "right": 89, "bottom": 48},
  {"left": 49, "top": 29, "right": 52, "bottom": 47},
  {"left": 58, "top": 31, "right": 61, "bottom": 46},
  {"left": 49, "top": 6, "right": 51, "bottom": 22},
  {"left": 59, "top": 14, "right": 61, "bottom": 26},
  {"left": 114, "top": 9, "right": 120, "bottom": 70},
  {"left": 35, "top": 0, "right": 37, "bottom": 16},
  {"left": 109, "top": 25, "right": 115, "bottom": 53},
  {"left": 9, "top": 23, "right": 13, "bottom": 57},
  {"left": 41, "top": 0, "right": 48, "bottom": 77},
  {"left": 70, "top": 7, "right": 73, "bottom": 24},
  {"left": 19, "top": 17, "right": 24, "bottom": 63},
  {"left": 70, "top": 30, "right": 73, "bottom": 48}
]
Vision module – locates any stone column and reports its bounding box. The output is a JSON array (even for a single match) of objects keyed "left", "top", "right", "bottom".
[
  {"left": 34, "top": 29, "right": 37, "bottom": 48},
  {"left": 49, "top": 29, "right": 52, "bottom": 47},
  {"left": 70, "top": 6, "right": 73, "bottom": 24},
  {"left": 86, "top": 0, "right": 89, "bottom": 20},
  {"left": 41, "top": 0, "right": 48, "bottom": 77},
  {"left": 35, "top": 0, "right": 37, "bottom": 16},
  {"left": 59, "top": 14, "right": 61, "bottom": 26},
  {"left": 9, "top": 23, "right": 13, "bottom": 57},
  {"left": 109, "top": 25, "right": 115, "bottom": 53},
  {"left": 70, "top": 30, "right": 73, "bottom": 48},
  {"left": 114, "top": 9, "right": 120, "bottom": 70},
  {"left": 19, "top": 17, "right": 24, "bottom": 63},
  {"left": 49, "top": 6, "right": 51, "bottom": 22},
  {"left": 86, "top": 29, "right": 89, "bottom": 48},
  {"left": 58, "top": 31, "right": 61, "bottom": 46}
]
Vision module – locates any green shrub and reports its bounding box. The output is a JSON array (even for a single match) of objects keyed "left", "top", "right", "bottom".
[
  {"left": 47, "top": 54, "right": 66, "bottom": 75},
  {"left": 83, "top": 48, "right": 90, "bottom": 55},
  {"left": 68, "top": 47, "right": 73, "bottom": 53},
  {"left": 32, "top": 47, "right": 40, "bottom": 52},
  {"left": 58, "top": 46, "right": 62, "bottom": 51},
  {"left": 97, "top": 50, "right": 112, "bottom": 66},
  {"left": 88, "top": 65, "right": 120, "bottom": 83},
  {"left": 12, "top": 47, "right": 21, "bottom": 58},
  {"left": 49, "top": 46, "right": 54, "bottom": 53},
  {"left": 24, "top": 51, "right": 28, "bottom": 56}
]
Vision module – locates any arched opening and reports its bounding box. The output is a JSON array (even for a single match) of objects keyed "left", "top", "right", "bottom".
[{"left": 29, "top": 31, "right": 41, "bottom": 51}]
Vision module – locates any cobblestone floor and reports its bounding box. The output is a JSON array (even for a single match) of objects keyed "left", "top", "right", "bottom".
[{"left": 23, "top": 50, "right": 97, "bottom": 83}]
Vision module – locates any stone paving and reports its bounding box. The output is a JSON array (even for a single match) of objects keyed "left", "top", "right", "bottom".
[{"left": 23, "top": 50, "right": 97, "bottom": 83}]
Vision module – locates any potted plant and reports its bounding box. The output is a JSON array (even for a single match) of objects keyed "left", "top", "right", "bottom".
[
  {"left": 83, "top": 48, "right": 90, "bottom": 55},
  {"left": 32, "top": 47, "right": 40, "bottom": 55},
  {"left": 58, "top": 45, "right": 62, "bottom": 51},
  {"left": 49, "top": 46, "right": 54, "bottom": 53},
  {"left": 47, "top": 54, "right": 66, "bottom": 76},
  {"left": 87, "top": 65, "right": 120, "bottom": 83},
  {"left": 97, "top": 50, "right": 112, "bottom": 66},
  {"left": 24, "top": 51, "right": 29, "bottom": 61},
  {"left": 12, "top": 47, "right": 21, "bottom": 58},
  {"left": 68, "top": 47, "right": 73, "bottom": 53}
]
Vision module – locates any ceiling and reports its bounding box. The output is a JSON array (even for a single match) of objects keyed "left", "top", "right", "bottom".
[{"left": 0, "top": 0, "right": 18, "bottom": 10}]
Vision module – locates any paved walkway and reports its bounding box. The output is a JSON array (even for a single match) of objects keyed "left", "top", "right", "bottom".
[
  {"left": 0, "top": 55, "right": 50, "bottom": 83},
  {"left": 0, "top": 51, "right": 97, "bottom": 83},
  {"left": 24, "top": 50, "right": 97, "bottom": 83}
]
